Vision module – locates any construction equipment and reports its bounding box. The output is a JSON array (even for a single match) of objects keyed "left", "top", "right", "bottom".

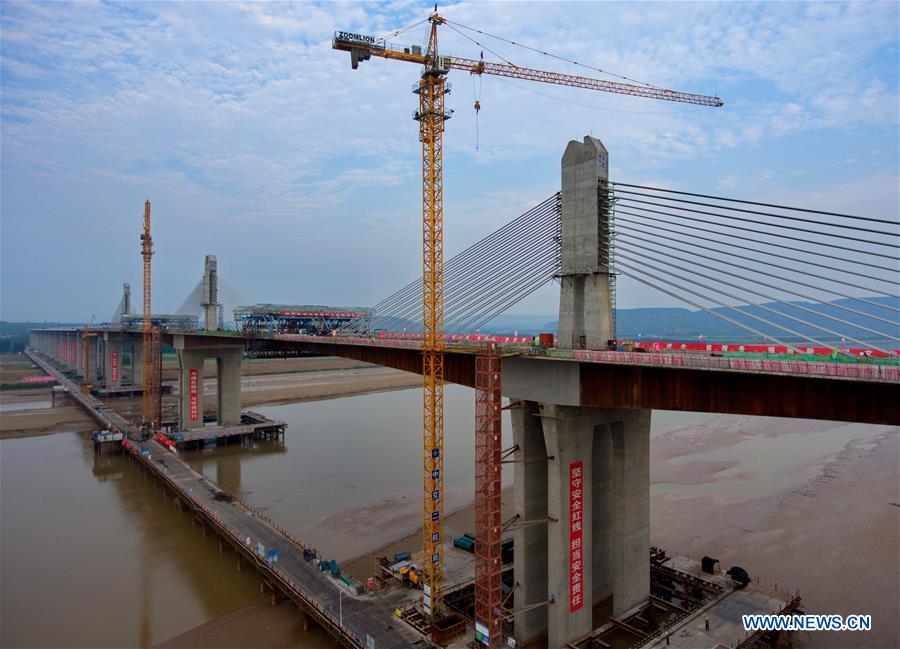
[
  {"left": 140, "top": 200, "right": 161, "bottom": 437},
  {"left": 333, "top": 10, "right": 722, "bottom": 637}
]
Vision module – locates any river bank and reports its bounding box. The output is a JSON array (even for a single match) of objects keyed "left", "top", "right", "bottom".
[{"left": 0, "top": 354, "right": 420, "bottom": 439}]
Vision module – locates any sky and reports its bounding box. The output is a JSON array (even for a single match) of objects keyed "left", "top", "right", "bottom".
[{"left": 1, "top": 1, "right": 898, "bottom": 322}]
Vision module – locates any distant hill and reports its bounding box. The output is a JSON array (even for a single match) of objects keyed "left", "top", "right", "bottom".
[{"left": 480, "top": 296, "right": 899, "bottom": 346}]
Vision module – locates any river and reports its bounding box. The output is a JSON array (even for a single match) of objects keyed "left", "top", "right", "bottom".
[{"left": 2, "top": 385, "right": 894, "bottom": 648}]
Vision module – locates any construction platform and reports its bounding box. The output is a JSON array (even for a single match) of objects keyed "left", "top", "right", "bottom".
[
  {"left": 93, "top": 383, "right": 174, "bottom": 398},
  {"left": 372, "top": 542, "right": 799, "bottom": 649},
  {"left": 164, "top": 410, "right": 286, "bottom": 449}
]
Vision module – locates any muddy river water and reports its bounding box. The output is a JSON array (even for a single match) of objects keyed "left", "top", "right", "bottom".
[{"left": 2, "top": 385, "right": 895, "bottom": 648}]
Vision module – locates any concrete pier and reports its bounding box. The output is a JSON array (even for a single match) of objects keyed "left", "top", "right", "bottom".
[
  {"left": 173, "top": 335, "right": 244, "bottom": 430},
  {"left": 510, "top": 405, "right": 651, "bottom": 647},
  {"left": 131, "top": 340, "right": 144, "bottom": 386},
  {"left": 611, "top": 410, "right": 651, "bottom": 617},
  {"left": 103, "top": 333, "right": 123, "bottom": 389},
  {"left": 512, "top": 401, "right": 549, "bottom": 644},
  {"left": 83, "top": 334, "right": 99, "bottom": 382}
]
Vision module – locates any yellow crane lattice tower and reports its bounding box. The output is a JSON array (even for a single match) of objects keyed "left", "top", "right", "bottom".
[{"left": 333, "top": 11, "right": 722, "bottom": 630}]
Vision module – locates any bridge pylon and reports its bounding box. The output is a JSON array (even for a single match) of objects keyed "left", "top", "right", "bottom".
[{"left": 558, "top": 136, "right": 614, "bottom": 350}]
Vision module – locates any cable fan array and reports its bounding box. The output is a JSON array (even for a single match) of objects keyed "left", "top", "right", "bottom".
[
  {"left": 175, "top": 274, "right": 250, "bottom": 330},
  {"left": 110, "top": 291, "right": 131, "bottom": 325},
  {"left": 606, "top": 183, "right": 899, "bottom": 353},
  {"left": 341, "top": 193, "right": 562, "bottom": 335}
]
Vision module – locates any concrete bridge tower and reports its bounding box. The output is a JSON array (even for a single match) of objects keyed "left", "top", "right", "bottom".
[
  {"left": 202, "top": 255, "right": 218, "bottom": 332},
  {"left": 122, "top": 282, "right": 132, "bottom": 316},
  {"left": 558, "top": 136, "right": 614, "bottom": 350},
  {"left": 509, "top": 136, "right": 650, "bottom": 649}
]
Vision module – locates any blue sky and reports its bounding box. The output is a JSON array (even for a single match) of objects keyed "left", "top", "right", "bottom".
[{"left": 2, "top": 1, "right": 897, "bottom": 322}]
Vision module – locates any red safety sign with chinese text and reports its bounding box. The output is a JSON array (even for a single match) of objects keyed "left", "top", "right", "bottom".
[
  {"left": 569, "top": 460, "right": 584, "bottom": 612},
  {"left": 189, "top": 368, "right": 199, "bottom": 421},
  {"left": 111, "top": 352, "right": 119, "bottom": 382}
]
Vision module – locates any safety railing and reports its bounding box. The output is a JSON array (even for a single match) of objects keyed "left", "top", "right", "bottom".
[{"left": 120, "top": 439, "right": 375, "bottom": 648}]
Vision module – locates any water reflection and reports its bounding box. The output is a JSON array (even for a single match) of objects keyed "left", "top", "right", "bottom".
[{"left": 0, "top": 431, "right": 263, "bottom": 648}]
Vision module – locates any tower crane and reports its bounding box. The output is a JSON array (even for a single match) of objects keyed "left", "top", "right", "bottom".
[
  {"left": 333, "top": 10, "right": 722, "bottom": 641},
  {"left": 141, "top": 200, "right": 161, "bottom": 437}
]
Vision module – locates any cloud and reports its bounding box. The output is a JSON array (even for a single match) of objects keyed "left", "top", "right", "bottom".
[{"left": 1, "top": 1, "right": 897, "bottom": 319}]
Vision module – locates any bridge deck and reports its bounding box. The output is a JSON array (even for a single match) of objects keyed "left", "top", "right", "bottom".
[{"left": 25, "top": 348, "right": 427, "bottom": 649}]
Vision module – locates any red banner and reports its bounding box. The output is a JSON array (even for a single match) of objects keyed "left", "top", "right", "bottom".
[
  {"left": 20, "top": 375, "right": 57, "bottom": 384},
  {"left": 111, "top": 352, "right": 119, "bottom": 382},
  {"left": 189, "top": 368, "right": 199, "bottom": 422},
  {"left": 69, "top": 341, "right": 76, "bottom": 364},
  {"left": 569, "top": 461, "right": 584, "bottom": 612}
]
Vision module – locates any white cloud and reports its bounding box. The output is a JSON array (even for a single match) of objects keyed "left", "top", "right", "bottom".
[{"left": 1, "top": 1, "right": 897, "bottom": 319}]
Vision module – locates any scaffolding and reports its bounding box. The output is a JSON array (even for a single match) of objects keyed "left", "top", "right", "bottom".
[{"left": 474, "top": 342, "right": 503, "bottom": 647}]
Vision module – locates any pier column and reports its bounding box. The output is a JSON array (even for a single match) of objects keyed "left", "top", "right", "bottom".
[
  {"left": 130, "top": 339, "right": 144, "bottom": 386},
  {"left": 611, "top": 410, "right": 651, "bottom": 617},
  {"left": 541, "top": 405, "right": 605, "bottom": 648},
  {"left": 512, "top": 401, "right": 549, "bottom": 644},
  {"left": 104, "top": 334, "right": 123, "bottom": 389},
  {"left": 216, "top": 347, "right": 242, "bottom": 426},
  {"left": 75, "top": 333, "right": 84, "bottom": 378},
  {"left": 178, "top": 350, "right": 205, "bottom": 430},
  {"left": 83, "top": 335, "right": 99, "bottom": 382},
  {"left": 66, "top": 334, "right": 78, "bottom": 371}
]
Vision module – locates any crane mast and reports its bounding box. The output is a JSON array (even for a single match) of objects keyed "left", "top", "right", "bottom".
[
  {"left": 415, "top": 13, "right": 450, "bottom": 622},
  {"left": 333, "top": 12, "right": 722, "bottom": 640},
  {"left": 141, "top": 200, "right": 160, "bottom": 435}
]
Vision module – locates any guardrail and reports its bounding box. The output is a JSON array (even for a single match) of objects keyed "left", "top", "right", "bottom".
[
  {"left": 120, "top": 439, "right": 375, "bottom": 648},
  {"left": 271, "top": 335, "right": 900, "bottom": 382},
  {"left": 562, "top": 348, "right": 900, "bottom": 382}
]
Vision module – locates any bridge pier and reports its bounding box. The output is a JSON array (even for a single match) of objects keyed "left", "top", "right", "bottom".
[
  {"left": 75, "top": 331, "right": 84, "bottom": 378},
  {"left": 173, "top": 335, "right": 244, "bottom": 430},
  {"left": 83, "top": 335, "right": 99, "bottom": 382},
  {"left": 66, "top": 332, "right": 76, "bottom": 373},
  {"left": 103, "top": 334, "right": 123, "bottom": 389},
  {"left": 511, "top": 403, "right": 650, "bottom": 647},
  {"left": 130, "top": 339, "right": 144, "bottom": 386}
]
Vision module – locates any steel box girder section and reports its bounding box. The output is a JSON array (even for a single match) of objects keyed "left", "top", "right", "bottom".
[
  {"left": 261, "top": 339, "right": 477, "bottom": 388},
  {"left": 249, "top": 338, "right": 896, "bottom": 424},
  {"left": 579, "top": 363, "right": 900, "bottom": 425}
]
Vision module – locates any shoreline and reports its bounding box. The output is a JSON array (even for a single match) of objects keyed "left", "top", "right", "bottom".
[{"left": 0, "top": 356, "right": 420, "bottom": 439}]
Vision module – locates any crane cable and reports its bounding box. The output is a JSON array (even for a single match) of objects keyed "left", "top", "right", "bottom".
[
  {"left": 443, "top": 21, "right": 518, "bottom": 67},
  {"left": 473, "top": 57, "right": 483, "bottom": 150},
  {"left": 443, "top": 18, "right": 667, "bottom": 89},
  {"left": 376, "top": 17, "right": 430, "bottom": 44}
]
